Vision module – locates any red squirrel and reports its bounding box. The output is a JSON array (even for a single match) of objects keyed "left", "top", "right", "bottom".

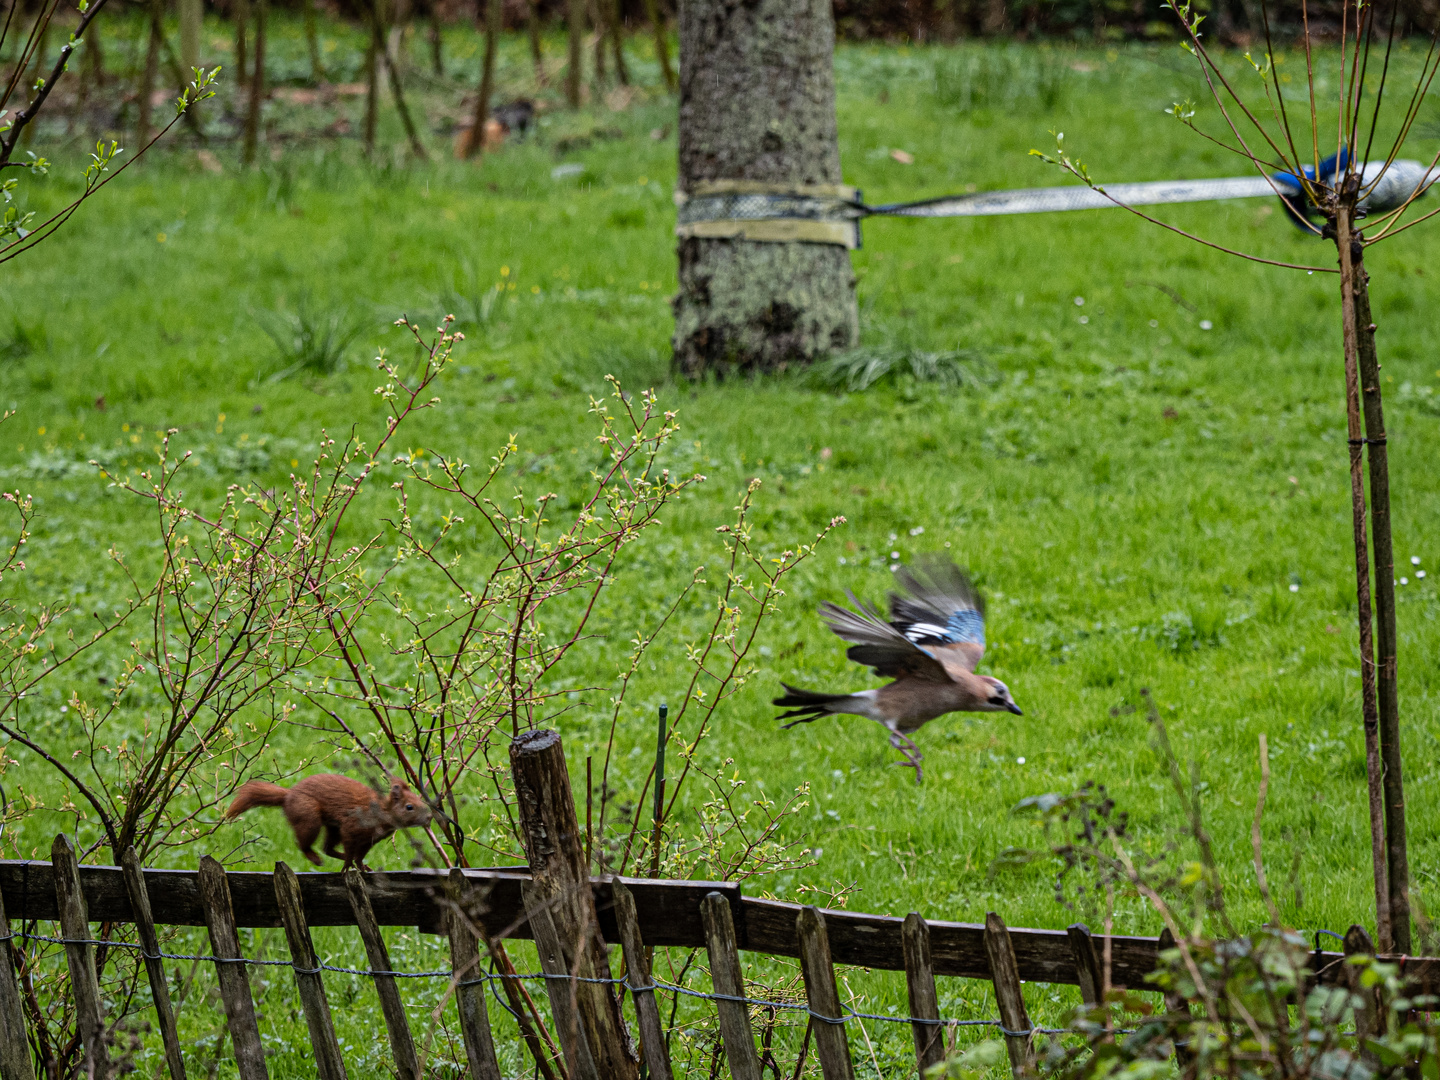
[{"left": 225, "top": 774, "right": 432, "bottom": 871}]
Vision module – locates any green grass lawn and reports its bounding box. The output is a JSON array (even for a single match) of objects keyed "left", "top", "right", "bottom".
[{"left": 5, "top": 23, "right": 1440, "bottom": 1077}]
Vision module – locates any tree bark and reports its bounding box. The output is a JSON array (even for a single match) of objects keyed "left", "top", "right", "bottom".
[
  {"left": 1345, "top": 221, "right": 1410, "bottom": 954},
  {"left": 459, "top": 0, "right": 501, "bottom": 158},
  {"left": 303, "top": 0, "right": 325, "bottom": 81},
  {"left": 526, "top": 0, "right": 547, "bottom": 85},
  {"left": 137, "top": 0, "right": 164, "bottom": 147},
  {"left": 242, "top": 0, "right": 266, "bottom": 164},
  {"left": 673, "top": 0, "right": 858, "bottom": 376},
  {"left": 1336, "top": 206, "right": 1400, "bottom": 952},
  {"left": 566, "top": 0, "right": 584, "bottom": 106}
]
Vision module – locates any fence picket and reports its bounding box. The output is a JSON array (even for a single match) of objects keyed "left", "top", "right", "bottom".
[
  {"left": 196, "top": 856, "right": 268, "bottom": 1080},
  {"left": 796, "top": 906, "right": 855, "bottom": 1080},
  {"left": 1156, "top": 927, "right": 1194, "bottom": 1071},
  {"left": 0, "top": 888, "right": 35, "bottom": 1080},
  {"left": 344, "top": 868, "right": 422, "bottom": 1080},
  {"left": 701, "top": 890, "right": 762, "bottom": 1080},
  {"left": 273, "top": 863, "right": 347, "bottom": 1080},
  {"left": 446, "top": 868, "right": 503, "bottom": 1080},
  {"left": 524, "top": 879, "right": 600, "bottom": 1080},
  {"left": 1067, "top": 923, "right": 1102, "bottom": 1007},
  {"left": 984, "top": 911, "right": 1034, "bottom": 1078},
  {"left": 51, "top": 835, "right": 110, "bottom": 1080},
  {"left": 610, "top": 878, "right": 673, "bottom": 1080},
  {"left": 902, "top": 912, "right": 944, "bottom": 1074},
  {"left": 121, "top": 848, "right": 186, "bottom": 1080}
]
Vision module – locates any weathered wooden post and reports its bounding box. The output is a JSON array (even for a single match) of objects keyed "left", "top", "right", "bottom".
[
  {"left": 673, "top": 0, "right": 858, "bottom": 375},
  {"left": 52, "top": 835, "right": 110, "bottom": 1080},
  {"left": 510, "top": 729, "right": 639, "bottom": 1080},
  {"left": 984, "top": 911, "right": 1035, "bottom": 1078},
  {"left": 902, "top": 912, "right": 945, "bottom": 1074}
]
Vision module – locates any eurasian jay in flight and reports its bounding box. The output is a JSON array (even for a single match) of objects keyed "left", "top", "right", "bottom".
[{"left": 774, "top": 555, "right": 1022, "bottom": 782}]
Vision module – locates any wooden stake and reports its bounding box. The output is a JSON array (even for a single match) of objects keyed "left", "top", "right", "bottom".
[
  {"left": 1347, "top": 234, "right": 1411, "bottom": 953},
  {"left": 796, "top": 907, "right": 854, "bottom": 1080},
  {"left": 344, "top": 868, "right": 421, "bottom": 1080},
  {"left": 901, "top": 913, "right": 944, "bottom": 1074},
  {"left": 273, "top": 863, "right": 346, "bottom": 1080},
  {"left": 52, "top": 835, "right": 110, "bottom": 1080},
  {"left": 0, "top": 888, "right": 35, "bottom": 1080},
  {"left": 446, "top": 869, "right": 503, "bottom": 1080},
  {"left": 700, "top": 891, "right": 760, "bottom": 1080},
  {"left": 196, "top": 856, "right": 267, "bottom": 1080},
  {"left": 510, "top": 729, "right": 638, "bottom": 1080},
  {"left": 1335, "top": 204, "right": 1395, "bottom": 953},
  {"left": 121, "top": 848, "right": 186, "bottom": 1080},
  {"left": 983, "top": 912, "right": 1034, "bottom": 1077},
  {"left": 610, "top": 879, "right": 672, "bottom": 1080}
]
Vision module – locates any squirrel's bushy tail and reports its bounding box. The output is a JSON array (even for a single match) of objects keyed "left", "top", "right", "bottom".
[{"left": 226, "top": 780, "right": 289, "bottom": 819}]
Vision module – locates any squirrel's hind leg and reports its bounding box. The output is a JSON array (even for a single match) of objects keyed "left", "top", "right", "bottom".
[
  {"left": 322, "top": 824, "right": 345, "bottom": 861},
  {"left": 291, "top": 813, "right": 324, "bottom": 865}
]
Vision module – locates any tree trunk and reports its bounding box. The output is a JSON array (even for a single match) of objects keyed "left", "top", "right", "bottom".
[
  {"left": 609, "top": 0, "right": 630, "bottom": 85},
  {"left": 303, "top": 0, "right": 325, "bottom": 81},
  {"left": 1336, "top": 207, "right": 1393, "bottom": 952},
  {"left": 673, "top": 0, "right": 858, "bottom": 376},
  {"left": 642, "top": 0, "right": 675, "bottom": 91},
  {"left": 1346, "top": 226, "right": 1411, "bottom": 954},
  {"left": 459, "top": 0, "right": 500, "bottom": 158},
  {"left": 137, "top": 0, "right": 164, "bottom": 147},
  {"left": 242, "top": 0, "right": 266, "bottom": 164},
  {"left": 428, "top": 1, "right": 443, "bottom": 76},
  {"left": 565, "top": 0, "right": 585, "bottom": 107},
  {"left": 180, "top": 0, "right": 202, "bottom": 73},
  {"left": 364, "top": 8, "right": 379, "bottom": 154},
  {"left": 526, "top": 0, "right": 546, "bottom": 85},
  {"left": 234, "top": 0, "right": 250, "bottom": 89}
]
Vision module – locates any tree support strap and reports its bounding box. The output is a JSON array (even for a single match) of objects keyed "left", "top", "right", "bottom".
[{"left": 674, "top": 162, "right": 1434, "bottom": 248}]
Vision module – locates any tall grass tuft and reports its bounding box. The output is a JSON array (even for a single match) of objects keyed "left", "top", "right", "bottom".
[
  {"left": 816, "top": 343, "right": 988, "bottom": 392},
  {"left": 257, "top": 293, "right": 362, "bottom": 379},
  {"left": 934, "top": 47, "right": 1068, "bottom": 113}
]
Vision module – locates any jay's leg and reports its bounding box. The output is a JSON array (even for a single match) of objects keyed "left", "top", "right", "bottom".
[{"left": 888, "top": 730, "right": 924, "bottom": 784}]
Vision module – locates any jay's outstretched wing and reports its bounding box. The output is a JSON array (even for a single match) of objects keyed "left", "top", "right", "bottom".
[
  {"left": 888, "top": 557, "right": 986, "bottom": 676},
  {"left": 818, "top": 594, "right": 951, "bottom": 683}
]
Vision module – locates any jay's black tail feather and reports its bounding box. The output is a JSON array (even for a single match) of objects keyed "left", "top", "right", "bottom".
[{"left": 774, "top": 683, "right": 852, "bottom": 728}]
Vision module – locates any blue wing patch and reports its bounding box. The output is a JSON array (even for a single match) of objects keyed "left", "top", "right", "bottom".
[
  {"left": 902, "top": 609, "right": 985, "bottom": 647},
  {"left": 946, "top": 609, "right": 985, "bottom": 646}
]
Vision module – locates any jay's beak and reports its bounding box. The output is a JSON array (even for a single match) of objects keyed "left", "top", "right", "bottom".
[{"left": 1006, "top": 702, "right": 1024, "bottom": 716}]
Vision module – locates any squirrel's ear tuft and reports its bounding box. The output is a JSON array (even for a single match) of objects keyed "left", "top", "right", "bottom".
[{"left": 389, "top": 782, "right": 403, "bottom": 799}]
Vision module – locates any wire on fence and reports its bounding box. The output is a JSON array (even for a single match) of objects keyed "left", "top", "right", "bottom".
[{"left": 1, "top": 929, "right": 1102, "bottom": 1036}]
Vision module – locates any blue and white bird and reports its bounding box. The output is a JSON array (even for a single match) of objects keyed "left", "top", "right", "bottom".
[{"left": 774, "top": 556, "right": 1022, "bottom": 782}]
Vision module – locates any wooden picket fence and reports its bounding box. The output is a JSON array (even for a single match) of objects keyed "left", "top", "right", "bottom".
[{"left": 0, "top": 729, "right": 1431, "bottom": 1079}]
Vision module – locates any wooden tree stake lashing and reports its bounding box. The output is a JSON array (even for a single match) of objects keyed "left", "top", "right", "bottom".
[
  {"left": 273, "top": 863, "right": 347, "bottom": 1080},
  {"left": 796, "top": 906, "right": 855, "bottom": 1080},
  {"left": 0, "top": 887, "right": 36, "bottom": 1080},
  {"left": 344, "top": 868, "right": 422, "bottom": 1080},
  {"left": 121, "top": 848, "right": 186, "bottom": 1080},
  {"left": 610, "top": 879, "right": 674, "bottom": 1080},
  {"left": 700, "top": 891, "right": 761, "bottom": 1080},
  {"left": 510, "top": 729, "right": 638, "bottom": 1080},
  {"left": 984, "top": 911, "right": 1034, "bottom": 1077},
  {"left": 902, "top": 912, "right": 945, "bottom": 1074},
  {"left": 446, "top": 868, "right": 503, "bottom": 1080},
  {"left": 196, "top": 856, "right": 268, "bottom": 1080},
  {"left": 51, "top": 834, "right": 110, "bottom": 1080}
]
